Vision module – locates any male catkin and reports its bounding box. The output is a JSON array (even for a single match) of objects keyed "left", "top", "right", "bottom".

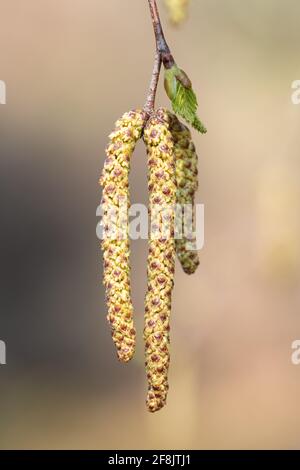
[
  {"left": 143, "top": 108, "right": 177, "bottom": 412},
  {"left": 100, "top": 110, "right": 146, "bottom": 363},
  {"left": 165, "top": 0, "right": 189, "bottom": 25},
  {"left": 169, "top": 112, "right": 200, "bottom": 275}
]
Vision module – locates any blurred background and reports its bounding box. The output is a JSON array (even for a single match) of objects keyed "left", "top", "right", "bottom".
[{"left": 1, "top": 0, "right": 300, "bottom": 450}]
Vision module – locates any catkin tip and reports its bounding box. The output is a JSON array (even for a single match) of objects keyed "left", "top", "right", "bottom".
[{"left": 146, "top": 396, "right": 166, "bottom": 413}]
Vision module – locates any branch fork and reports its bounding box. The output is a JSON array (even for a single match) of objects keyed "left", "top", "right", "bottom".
[{"left": 144, "top": 0, "right": 175, "bottom": 116}]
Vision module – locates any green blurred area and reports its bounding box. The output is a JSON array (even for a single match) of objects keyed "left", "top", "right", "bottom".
[{"left": 0, "top": 0, "right": 300, "bottom": 449}]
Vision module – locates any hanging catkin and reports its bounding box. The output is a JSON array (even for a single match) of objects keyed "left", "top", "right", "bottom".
[
  {"left": 143, "top": 108, "right": 177, "bottom": 412},
  {"left": 165, "top": 0, "right": 190, "bottom": 25},
  {"left": 99, "top": 110, "right": 146, "bottom": 363},
  {"left": 169, "top": 112, "right": 200, "bottom": 275}
]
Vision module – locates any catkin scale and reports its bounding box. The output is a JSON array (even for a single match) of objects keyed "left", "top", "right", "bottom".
[
  {"left": 143, "top": 109, "right": 177, "bottom": 413},
  {"left": 100, "top": 110, "right": 146, "bottom": 363},
  {"left": 168, "top": 112, "right": 200, "bottom": 275}
]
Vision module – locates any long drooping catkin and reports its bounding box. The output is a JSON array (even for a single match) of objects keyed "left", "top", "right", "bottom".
[
  {"left": 143, "top": 108, "right": 177, "bottom": 413},
  {"left": 165, "top": 0, "right": 189, "bottom": 25},
  {"left": 169, "top": 112, "right": 200, "bottom": 275},
  {"left": 99, "top": 110, "right": 146, "bottom": 363}
]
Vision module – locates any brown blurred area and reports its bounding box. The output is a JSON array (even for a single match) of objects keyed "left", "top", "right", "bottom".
[{"left": 1, "top": 0, "right": 300, "bottom": 450}]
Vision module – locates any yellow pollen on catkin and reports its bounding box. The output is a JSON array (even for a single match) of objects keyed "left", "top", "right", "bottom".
[
  {"left": 100, "top": 109, "right": 146, "bottom": 363},
  {"left": 168, "top": 112, "right": 200, "bottom": 275},
  {"left": 143, "top": 108, "right": 177, "bottom": 412}
]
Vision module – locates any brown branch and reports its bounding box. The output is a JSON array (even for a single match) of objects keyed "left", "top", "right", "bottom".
[
  {"left": 148, "top": 0, "right": 175, "bottom": 69},
  {"left": 144, "top": 51, "right": 162, "bottom": 115},
  {"left": 143, "top": 1, "right": 176, "bottom": 117}
]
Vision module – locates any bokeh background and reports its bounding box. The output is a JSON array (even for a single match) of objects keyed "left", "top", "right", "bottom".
[{"left": 1, "top": 0, "right": 300, "bottom": 450}]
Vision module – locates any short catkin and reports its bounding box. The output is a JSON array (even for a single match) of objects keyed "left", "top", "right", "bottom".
[
  {"left": 99, "top": 110, "right": 146, "bottom": 363},
  {"left": 169, "top": 112, "right": 200, "bottom": 275},
  {"left": 165, "top": 0, "right": 189, "bottom": 25},
  {"left": 143, "top": 108, "right": 177, "bottom": 412}
]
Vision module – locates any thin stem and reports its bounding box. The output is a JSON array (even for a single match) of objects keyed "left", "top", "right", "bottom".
[
  {"left": 144, "top": 51, "right": 162, "bottom": 115},
  {"left": 143, "top": 0, "right": 176, "bottom": 117},
  {"left": 148, "top": 0, "right": 175, "bottom": 69}
]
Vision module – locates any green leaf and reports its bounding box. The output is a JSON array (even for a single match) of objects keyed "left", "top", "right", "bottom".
[
  {"left": 172, "top": 82, "right": 207, "bottom": 134},
  {"left": 164, "top": 66, "right": 207, "bottom": 134}
]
